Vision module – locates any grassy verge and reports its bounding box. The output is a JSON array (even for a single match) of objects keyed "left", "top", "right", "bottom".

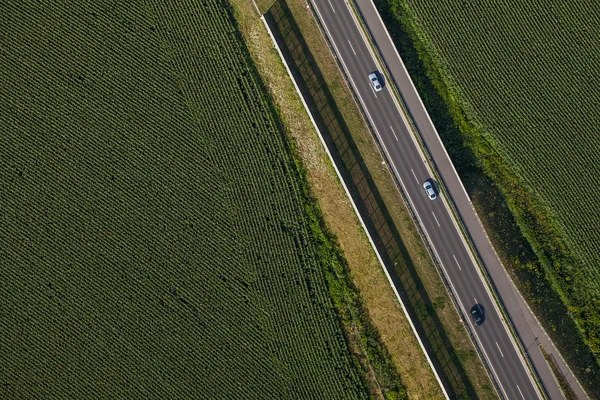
[
  {"left": 256, "top": 0, "right": 497, "bottom": 397},
  {"left": 300, "top": 147, "right": 407, "bottom": 400},
  {"left": 540, "top": 345, "right": 578, "bottom": 400},
  {"left": 255, "top": 0, "right": 277, "bottom": 14},
  {"left": 373, "top": 0, "right": 600, "bottom": 395},
  {"left": 231, "top": 0, "right": 414, "bottom": 398}
]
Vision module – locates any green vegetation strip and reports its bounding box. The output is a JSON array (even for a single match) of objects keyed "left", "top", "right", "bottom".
[
  {"left": 265, "top": 0, "right": 485, "bottom": 398},
  {"left": 539, "top": 345, "right": 578, "bottom": 400},
  {"left": 372, "top": 0, "right": 600, "bottom": 395},
  {"left": 262, "top": 9, "right": 409, "bottom": 397},
  {"left": 0, "top": 0, "right": 376, "bottom": 398},
  {"left": 295, "top": 143, "right": 408, "bottom": 400}
]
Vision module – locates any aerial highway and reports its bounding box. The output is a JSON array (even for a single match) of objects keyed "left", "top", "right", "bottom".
[{"left": 307, "top": 0, "right": 551, "bottom": 398}]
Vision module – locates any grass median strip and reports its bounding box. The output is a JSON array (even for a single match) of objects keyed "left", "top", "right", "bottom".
[{"left": 539, "top": 345, "right": 578, "bottom": 400}]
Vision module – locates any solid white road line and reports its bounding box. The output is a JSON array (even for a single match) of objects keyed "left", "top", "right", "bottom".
[
  {"left": 328, "top": 0, "right": 335, "bottom": 13},
  {"left": 328, "top": 3, "right": 545, "bottom": 399},
  {"left": 496, "top": 342, "right": 505, "bottom": 358},
  {"left": 390, "top": 125, "right": 398, "bottom": 141},
  {"left": 411, "top": 169, "right": 419, "bottom": 183},
  {"left": 452, "top": 254, "right": 462, "bottom": 270},
  {"left": 432, "top": 212, "right": 441, "bottom": 227},
  {"left": 517, "top": 385, "right": 526, "bottom": 400},
  {"left": 347, "top": 40, "right": 356, "bottom": 55}
]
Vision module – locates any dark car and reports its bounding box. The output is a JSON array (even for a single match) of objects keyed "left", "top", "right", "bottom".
[{"left": 470, "top": 304, "right": 485, "bottom": 326}]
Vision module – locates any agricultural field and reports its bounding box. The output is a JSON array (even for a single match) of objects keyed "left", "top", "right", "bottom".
[
  {"left": 397, "top": 0, "right": 600, "bottom": 280},
  {"left": 0, "top": 0, "right": 374, "bottom": 398},
  {"left": 376, "top": 0, "right": 600, "bottom": 387}
]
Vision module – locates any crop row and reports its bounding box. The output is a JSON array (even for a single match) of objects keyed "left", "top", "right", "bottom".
[
  {"left": 0, "top": 0, "right": 367, "bottom": 398},
  {"left": 151, "top": 0, "right": 366, "bottom": 393},
  {"left": 405, "top": 0, "right": 600, "bottom": 291}
]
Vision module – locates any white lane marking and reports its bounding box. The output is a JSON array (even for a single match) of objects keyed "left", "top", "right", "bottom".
[
  {"left": 496, "top": 341, "right": 504, "bottom": 357},
  {"left": 332, "top": 3, "right": 539, "bottom": 397},
  {"left": 327, "top": 0, "right": 335, "bottom": 13},
  {"left": 452, "top": 254, "right": 462, "bottom": 270},
  {"left": 333, "top": 4, "right": 531, "bottom": 398},
  {"left": 432, "top": 212, "right": 441, "bottom": 227},
  {"left": 411, "top": 169, "right": 419, "bottom": 183},
  {"left": 347, "top": 40, "right": 356, "bottom": 55},
  {"left": 390, "top": 125, "right": 398, "bottom": 141},
  {"left": 370, "top": 84, "right": 378, "bottom": 98},
  {"left": 516, "top": 385, "right": 525, "bottom": 400}
]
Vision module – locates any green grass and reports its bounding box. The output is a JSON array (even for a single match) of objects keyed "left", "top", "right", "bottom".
[
  {"left": 373, "top": 0, "right": 600, "bottom": 394},
  {"left": 0, "top": 0, "right": 372, "bottom": 397}
]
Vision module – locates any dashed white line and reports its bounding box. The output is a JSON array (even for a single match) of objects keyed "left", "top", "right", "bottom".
[
  {"left": 516, "top": 384, "right": 525, "bottom": 400},
  {"left": 390, "top": 125, "right": 398, "bottom": 141},
  {"left": 370, "top": 85, "right": 378, "bottom": 98},
  {"left": 411, "top": 169, "right": 419, "bottom": 183},
  {"left": 432, "top": 212, "right": 441, "bottom": 227},
  {"left": 327, "top": 0, "right": 336, "bottom": 13},
  {"left": 347, "top": 40, "right": 356, "bottom": 55},
  {"left": 452, "top": 254, "right": 462, "bottom": 270},
  {"left": 495, "top": 341, "right": 505, "bottom": 357}
]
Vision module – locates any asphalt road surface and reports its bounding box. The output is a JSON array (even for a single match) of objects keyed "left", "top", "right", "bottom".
[{"left": 308, "top": 0, "right": 544, "bottom": 398}]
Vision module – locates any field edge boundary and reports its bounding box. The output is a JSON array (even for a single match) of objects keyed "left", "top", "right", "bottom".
[{"left": 261, "top": 12, "right": 449, "bottom": 400}]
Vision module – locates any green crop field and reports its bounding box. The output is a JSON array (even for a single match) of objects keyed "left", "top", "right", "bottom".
[
  {"left": 398, "top": 0, "right": 600, "bottom": 275},
  {"left": 0, "top": 0, "right": 371, "bottom": 398},
  {"left": 382, "top": 0, "right": 600, "bottom": 355}
]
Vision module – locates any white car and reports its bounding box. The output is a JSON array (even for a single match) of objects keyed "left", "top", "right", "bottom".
[
  {"left": 368, "top": 72, "right": 382, "bottom": 92},
  {"left": 423, "top": 180, "right": 437, "bottom": 200}
]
